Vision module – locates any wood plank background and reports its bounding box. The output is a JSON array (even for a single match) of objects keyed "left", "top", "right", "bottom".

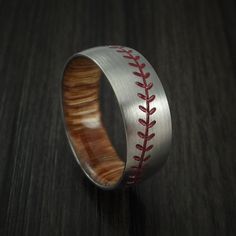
[{"left": 0, "top": 0, "right": 235, "bottom": 235}]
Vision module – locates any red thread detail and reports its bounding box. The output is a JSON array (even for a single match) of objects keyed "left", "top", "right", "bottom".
[
  {"left": 147, "top": 133, "right": 155, "bottom": 140},
  {"left": 138, "top": 118, "right": 147, "bottom": 126},
  {"left": 149, "top": 107, "right": 156, "bottom": 115},
  {"left": 138, "top": 105, "right": 147, "bottom": 113},
  {"left": 137, "top": 132, "right": 155, "bottom": 140},
  {"left": 133, "top": 71, "right": 142, "bottom": 77},
  {"left": 109, "top": 45, "right": 157, "bottom": 185},
  {"left": 137, "top": 131, "right": 145, "bottom": 138},
  {"left": 146, "top": 82, "right": 153, "bottom": 90},
  {"left": 144, "top": 155, "right": 151, "bottom": 161},
  {"left": 148, "top": 120, "right": 156, "bottom": 128},
  {"left": 147, "top": 95, "right": 155, "bottom": 102},
  {"left": 136, "top": 144, "right": 144, "bottom": 151},
  {"left": 133, "top": 156, "right": 141, "bottom": 161},
  {"left": 135, "top": 81, "right": 145, "bottom": 88},
  {"left": 123, "top": 55, "right": 133, "bottom": 59},
  {"left": 145, "top": 145, "right": 154, "bottom": 152},
  {"left": 143, "top": 72, "right": 151, "bottom": 79},
  {"left": 137, "top": 93, "right": 146, "bottom": 100},
  {"left": 129, "top": 62, "right": 145, "bottom": 68},
  {"left": 133, "top": 71, "right": 150, "bottom": 79}
]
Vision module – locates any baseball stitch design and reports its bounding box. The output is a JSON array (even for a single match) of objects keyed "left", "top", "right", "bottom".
[{"left": 109, "top": 46, "right": 157, "bottom": 184}]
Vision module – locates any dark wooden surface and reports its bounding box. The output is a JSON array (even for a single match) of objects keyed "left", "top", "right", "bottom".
[{"left": 0, "top": 0, "right": 236, "bottom": 235}]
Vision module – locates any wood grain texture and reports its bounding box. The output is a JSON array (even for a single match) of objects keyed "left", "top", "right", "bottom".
[
  {"left": 0, "top": 0, "right": 235, "bottom": 235},
  {"left": 63, "top": 57, "right": 124, "bottom": 186}
]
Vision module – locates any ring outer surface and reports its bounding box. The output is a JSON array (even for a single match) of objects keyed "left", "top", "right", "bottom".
[{"left": 60, "top": 46, "right": 172, "bottom": 190}]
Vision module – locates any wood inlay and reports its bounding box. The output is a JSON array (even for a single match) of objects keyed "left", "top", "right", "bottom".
[{"left": 62, "top": 57, "right": 124, "bottom": 186}]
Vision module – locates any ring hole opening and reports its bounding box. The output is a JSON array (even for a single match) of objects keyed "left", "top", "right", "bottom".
[{"left": 62, "top": 56, "right": 126, "bottom": 187}]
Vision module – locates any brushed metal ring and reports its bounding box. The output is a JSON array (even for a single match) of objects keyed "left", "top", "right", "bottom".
[{"left": 60, "top": 45, "right": 172, "bottom": 190}]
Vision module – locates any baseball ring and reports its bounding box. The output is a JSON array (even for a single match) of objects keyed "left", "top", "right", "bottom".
[{"left": 60, "top": 45, "right": 172, "bottom": 190}]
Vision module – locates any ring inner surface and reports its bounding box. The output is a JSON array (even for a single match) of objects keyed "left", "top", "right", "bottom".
[{"left": 62, "top": 56, "right": 125, "bottom": 186}]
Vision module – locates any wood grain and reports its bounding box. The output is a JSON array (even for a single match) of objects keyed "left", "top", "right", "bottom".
[
  {"left": 63, "top": 57, "right": 124, "bottom": 186},
  {"left": 0, "top": 0, "right": 235, "bottom": 235}
]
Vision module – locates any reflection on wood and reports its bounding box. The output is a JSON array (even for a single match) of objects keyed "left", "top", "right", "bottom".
[{"left": 63, "top": 57, "right": 124, "bottom": 186}]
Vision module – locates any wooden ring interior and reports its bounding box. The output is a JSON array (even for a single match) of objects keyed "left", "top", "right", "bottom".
[{"left": 62, "top": 56, "right": 125, "bottom": 186}]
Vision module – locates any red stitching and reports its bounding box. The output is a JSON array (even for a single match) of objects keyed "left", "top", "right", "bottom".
[{"left": 109, "top": 46, "right": 157, "bottom": 184}]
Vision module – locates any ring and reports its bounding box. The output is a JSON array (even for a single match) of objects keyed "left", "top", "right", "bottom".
[{"left": 60, "top": 45, "right": 172, "bottom": 190}]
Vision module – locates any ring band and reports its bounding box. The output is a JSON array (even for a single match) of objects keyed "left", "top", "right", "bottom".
[{"left": 60, "top": 45, "right": 172, "bottom": 190}]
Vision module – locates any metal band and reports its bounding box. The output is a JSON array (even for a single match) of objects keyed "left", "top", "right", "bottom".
[{"left": 60, "top": 45, "right": 172, "bottom": 190}]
